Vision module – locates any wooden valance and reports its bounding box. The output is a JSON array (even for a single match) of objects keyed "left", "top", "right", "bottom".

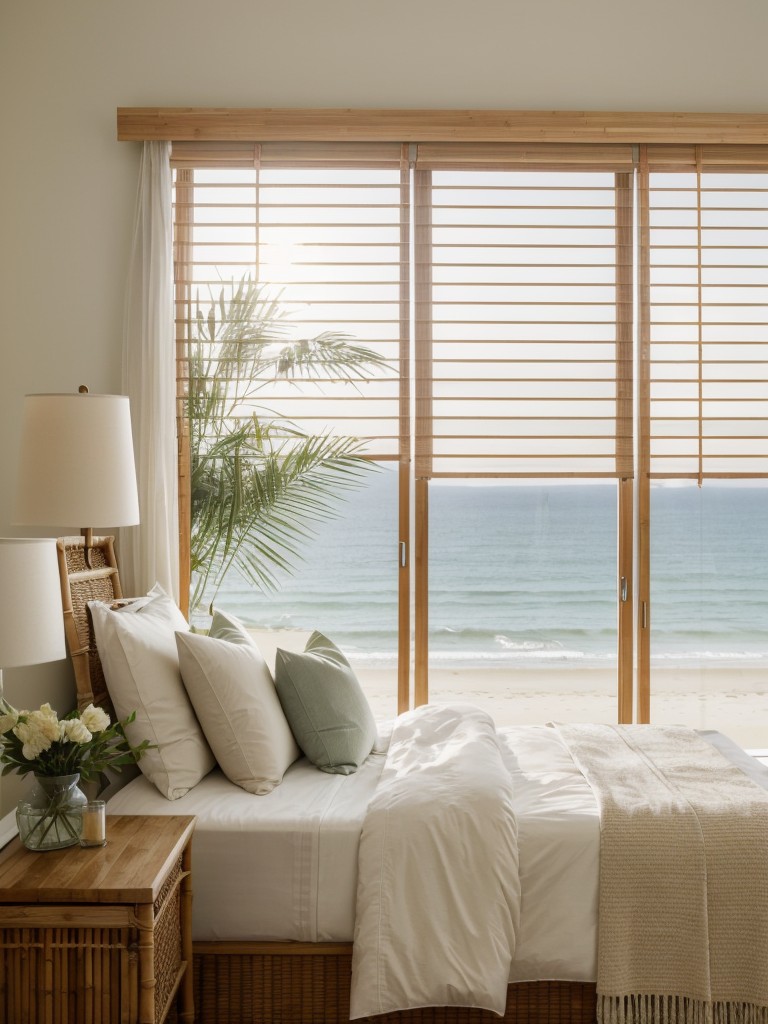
[{"left": 117, "top": 108, "right": 768, "bottom": 145}]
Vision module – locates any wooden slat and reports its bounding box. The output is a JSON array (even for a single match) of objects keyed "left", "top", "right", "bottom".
[
  {"left": 410, "top": 157, "right": 442, "bottom": 694},
  {"left": 414, "top": 167, "right": 434, "bottom": 481},
  {"left": 618, "top": 477, "right": 633, "bottom": 724},
  {"left": 136, "top": 902, "right": 155, "bottom": 1024},
  {"left": 178, "top": 838, "right": 195, "bottom": 1023},
  {"left": 414, "top": 478, "right": 429, "bottom": 708},
  {"left": 427, "top": 470, "right": 624, "bottom": 478},
  {"left": 175, "top": 167, "right": 194, "bottom": 620},
  {"left": 0, "top": 908, "right": 136, "bottom": 930},
  {"left": 171, "top": 140, "right": 404, "bottom": 168},
  {"left": 646, "top": 143, "right": 768, "bottom": 171},
  {"left": 397, "top": 459, "right": 410, "bottom": 715},
  {"left": 171, "top": 141, "right": 257, "bottom": 168},
  {"left": 648, "top": 471, "right": 768, "bottom": 479},
  {"left": 415, "top": 141, "right": 635, "bottom": 170},
  {"left": 193, "top": 940, "right": 353, "bottom": 956},
  {"left": 615, "top": 173, "right": 634, "bottom": 478},
  {"left": 636, "top": 147, "right": 652, "bottom": 724},
  {"left": 398, "top": 148, "right": 411, "bottom": 715},
  {"left": 118, "top": 108, "right": 768, "bottom": 145}
]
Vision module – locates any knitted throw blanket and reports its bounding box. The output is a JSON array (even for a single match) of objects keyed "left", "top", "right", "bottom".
[{"left": 555, "top": 724, "right": 768, "bottom": 1024}]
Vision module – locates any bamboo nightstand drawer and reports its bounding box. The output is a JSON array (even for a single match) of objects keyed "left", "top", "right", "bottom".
[{"left": 0, "top": 814, "right": 195, "bottom": 1024}]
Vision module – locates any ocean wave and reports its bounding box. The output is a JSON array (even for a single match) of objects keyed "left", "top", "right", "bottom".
[
  {"left": 651, "top": 649, "right": 768, "bottom": 662},
  {"left": 342, "top": 646, "right": 768, "bottom": 669},
  {"left": 651, "top": 622, "right": 768, "bottom": 638},
  {"left": 494, "top": 635, "right": 564, "bottom": 652},
  {"left": 346, "top": 648, "right": 602, "bottom": 667},
  {"left": 433, "top": 626, "right": 617, "bottom": 641}
]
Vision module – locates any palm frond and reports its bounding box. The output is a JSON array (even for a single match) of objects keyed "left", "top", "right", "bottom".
[
  {"left": 187, "top": 277, "right": 392, "bottom": 614},
  {"left": 190, "top": 421, "right": 373, "bottom": 611},
  {"left": 272, "top": 333, "right": 391, "bottom": 386}
]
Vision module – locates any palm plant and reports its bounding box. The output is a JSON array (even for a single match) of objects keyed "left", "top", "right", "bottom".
[{"left": 187, "top": 277, "right": 390, "bottom": 614}]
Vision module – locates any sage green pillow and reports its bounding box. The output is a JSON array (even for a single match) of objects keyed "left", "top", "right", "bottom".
[
  {"left": 209, "top": 608, "right": 256, "bottom": 647},
  {"left": 274, "top": 631, "right": 377, "bottom": 774}
]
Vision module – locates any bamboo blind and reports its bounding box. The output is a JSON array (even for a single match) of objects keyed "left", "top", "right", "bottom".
[
  {"left": 171, "top": 142, "right": 407, "bottom": 465},
  {"left": 172, "top": 138, "right": 768, "bottom": 484},
  {"left": 412, "top": 145, "right": 635, "bottom": 479},
  {"left": 641, "top": 144, "right": 768, "bottom": 479}
]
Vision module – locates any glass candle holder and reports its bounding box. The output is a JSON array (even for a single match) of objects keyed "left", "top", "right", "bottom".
[{"left": 80, "top": 801, "right": 107, "bottom": 847}]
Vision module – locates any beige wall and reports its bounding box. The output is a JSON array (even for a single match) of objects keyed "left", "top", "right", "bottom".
[{"left": 1, "top": 0, "right": 766, "bottom": 815}]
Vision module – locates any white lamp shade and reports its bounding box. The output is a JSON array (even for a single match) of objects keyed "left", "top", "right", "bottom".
[
  {"left": 15, "top": 393, "right": 140, "bottom": 530},
  {"left": 0, "top": 538, "right": 66, "bottom": 669}
]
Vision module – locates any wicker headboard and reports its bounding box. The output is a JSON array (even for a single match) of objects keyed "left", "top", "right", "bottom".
[{"left": 56, "top": 535, "right": 123, "bottom": 717}]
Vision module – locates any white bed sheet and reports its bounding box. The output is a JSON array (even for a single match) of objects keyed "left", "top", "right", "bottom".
[
  {"left": 106, "top": 722, "right": 768, "bottom": 984},
  {"left": 107, "top": 746, "right": 387, "bottom": 942}
]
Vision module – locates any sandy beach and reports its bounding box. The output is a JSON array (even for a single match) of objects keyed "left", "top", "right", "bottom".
[
  {"left": 251, "top": 628, "right": 768, "bottom": 749},
  {"left": 375, "top": 666, "right": 768, "bottom": 748}
]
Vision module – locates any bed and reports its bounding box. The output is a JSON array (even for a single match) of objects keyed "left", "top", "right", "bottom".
[
  {"left": 105, "top": 720, "right": 768, "bottom": 1024},
  {"left": 58, "top": 550, "right": 768, "bottom": 1024}
]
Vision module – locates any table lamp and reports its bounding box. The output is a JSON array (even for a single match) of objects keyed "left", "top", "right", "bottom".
[
  {"left": 14, "top": 387, "right": 140, "bottom": 564},
  {"left": 0, "top": 538, "right": 66, "bottom": 700},
  {"left": 13, "top": 387, "right": 141, "bottom": 711}
]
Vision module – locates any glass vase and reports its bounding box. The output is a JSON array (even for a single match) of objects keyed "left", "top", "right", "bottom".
[{"left": 16, "top": 773, "right": 88, "bottom": 851}]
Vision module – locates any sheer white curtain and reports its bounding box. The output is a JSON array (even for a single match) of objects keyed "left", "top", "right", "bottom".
[{"left": 121, "top": 141, "right": 179, "bottom": 601}]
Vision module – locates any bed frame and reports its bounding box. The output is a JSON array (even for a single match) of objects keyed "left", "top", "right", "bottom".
[
  {"left": 59, "top": 540, "right": 598, "bottom": 1024},
  {"left": 191, "top": 946, "right": 597, "bottom": 1024}
]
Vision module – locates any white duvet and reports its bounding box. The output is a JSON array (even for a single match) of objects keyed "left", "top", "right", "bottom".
[
  {"left": 350, "top": 704, "right": 521, "bottom": 1019},
  {"left": 106, "top": 713, "right": 768, "bottom": 996}
]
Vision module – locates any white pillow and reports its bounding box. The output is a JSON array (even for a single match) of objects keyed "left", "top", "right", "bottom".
[
  {"left": 175, "top": 630, "right": 300, "bottom": 795},
  {"left": 89, "top": 585, "right": 215, "bottom": 799}
]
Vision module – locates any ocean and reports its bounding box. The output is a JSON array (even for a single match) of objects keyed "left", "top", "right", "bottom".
[{"left": 207, "top": 470, "right": 768, "bottom": 670}]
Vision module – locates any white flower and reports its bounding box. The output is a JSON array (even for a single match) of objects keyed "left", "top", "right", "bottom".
[
  {"left": 1, "top": 700, "right": 144, "bottom": 779},
  {"left": 26, "top": 708, "right": 60, "bottom": 743},
  {"left": 59, "top": 719, "right": 92, "bottom": 745},
  {"left": 21, "top": 735, "right": 51, "bottom": 761},
  {"left": 0, "top": 711, "right": 18, "bottom": 735},
  {"left": 14, "top": 720, "right": 54, "bottom": 760},
  {"left": 80, "top": 704, "right": 110, "bottom": 734}
]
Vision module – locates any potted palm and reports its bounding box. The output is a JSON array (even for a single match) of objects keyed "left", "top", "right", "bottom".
[{"left": 187, "top": 278, "right": 390, "bottom": 613}]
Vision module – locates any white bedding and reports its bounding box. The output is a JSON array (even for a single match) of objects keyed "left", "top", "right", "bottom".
[
  {"left": 108, "top": 739, "right": 390, "bottom": 942},
  {"left": 106, "top": 719, "right": 768, "bottom": 985},
  {"left": 351, "top": 705, "right": 520, "bottom": 1018}
]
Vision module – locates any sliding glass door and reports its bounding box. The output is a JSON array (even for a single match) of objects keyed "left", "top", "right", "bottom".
[
  {"left": 172, "top": 138, "right": 768, "bottom": 730},
  {"left": 173, "top": 146, "right": 409, "bottom": 716},
  {"left": 412, "top": 156, "right": 634, "bottom": 719},
  {"left": 639, "top": 148, "right": 768, "bottom": 734}
]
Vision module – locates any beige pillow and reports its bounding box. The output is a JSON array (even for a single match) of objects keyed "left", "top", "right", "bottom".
[
  {"left": 89, "top": 585, "right": 215, "bottom": 799},
  {"left": 176, "top": 630, "right": 300, "bottom": 794}
]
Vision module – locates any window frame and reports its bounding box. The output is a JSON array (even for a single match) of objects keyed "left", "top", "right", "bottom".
[{"left": 138, "top": 109, "right": 768, "bottom": 722}]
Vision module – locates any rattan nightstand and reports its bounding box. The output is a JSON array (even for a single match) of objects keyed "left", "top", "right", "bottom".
[{"left": 0, "top": 814, "right": 195, "bottom": 1024}]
